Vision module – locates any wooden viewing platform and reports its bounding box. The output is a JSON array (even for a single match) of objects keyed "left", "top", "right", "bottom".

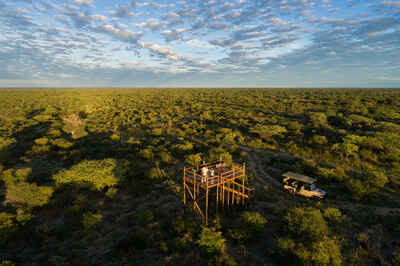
[{"left": 183, "top": 160, "right": 255, "bottom": 225}]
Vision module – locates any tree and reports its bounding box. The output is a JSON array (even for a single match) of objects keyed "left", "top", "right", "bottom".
[
  {"left": 53, "top": 159, "right": 125, "bottom": 191},
  {"left": 139, "top": 148, "right": 153, "bottom": 161},
  {"left": 0, "top": 212, "right": 17, "bottom": 246},
  {"left": 309, "top": 112, "right": 329, "bottom": 128},
  {"left": 284, "top": 207, "right": 329, "bottom": 241},
  {"left": 332, "top": 142, "right": 359, "bottom": 158},
  {"left": 230, "top": 211, "right": 267, "bottom": 241},
  {"left": 346, "top": 170, "right": 388, "bottom": 200},
  {"left": 82, "top": 212, "right": 102, "bottom": 231},
  {"left": 185, "top": 153, "right": 202, "bottom": 169},
  {"left": 6, "top": 182, "right": 54, "bottom": 209},
  {"left": 278, "top": 207, "right": 342, "bottom": 266},
  {"left": 197, "top": 226, "right": 226, "bottom": 254},
  {"left": 249, "top": 124, "right": 287, "bottom": 139}
]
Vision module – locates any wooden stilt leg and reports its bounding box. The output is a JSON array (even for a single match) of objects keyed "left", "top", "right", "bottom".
[{"left": 206, "top": 187, "right": 209, "bottom": 225}]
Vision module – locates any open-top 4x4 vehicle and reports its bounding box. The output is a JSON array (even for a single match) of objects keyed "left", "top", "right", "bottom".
[{"left": 282, "top": 172, "right": 327, "bottom": 199}]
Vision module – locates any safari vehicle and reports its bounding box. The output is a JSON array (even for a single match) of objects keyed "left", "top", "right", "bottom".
[{"left": 282, "top": 172, "right": 326, "bottom": 199}]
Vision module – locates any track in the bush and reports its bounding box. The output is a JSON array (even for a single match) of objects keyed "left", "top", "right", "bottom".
[{"left": 242, "top": 146, "right": 400, "bottom": 216}]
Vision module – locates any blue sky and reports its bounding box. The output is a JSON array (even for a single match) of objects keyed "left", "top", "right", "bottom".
[{"left": 0, "top": 0, "right": 400, "bottom": 87}]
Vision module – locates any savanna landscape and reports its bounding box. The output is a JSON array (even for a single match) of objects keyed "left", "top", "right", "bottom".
[
  {"left": 2, "top": 0, "right": 400, "bottom": 265},
  {"left": 1, "top": 88, "right": 400, "bottom": 266}
]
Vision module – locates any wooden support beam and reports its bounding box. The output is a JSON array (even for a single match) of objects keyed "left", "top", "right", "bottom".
[
  {"left": 216, "top": 176, "right": 219, "bottom": 214},
  {"left": 184, "top": 167, "right": 186, "bottom": 206},
  {"left": 206, "top": 187, "right": 209, "bottom": 225},
  {"left": 242, "top": 163, "right": 245, "bottom": 206},
  {"left": 222, "top": 178, "right": 225, "bottom": 208}
]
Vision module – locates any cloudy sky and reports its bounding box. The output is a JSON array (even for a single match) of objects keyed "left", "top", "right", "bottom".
[{"left": 1, "top": 0, "right": 400, "bottom": 87}]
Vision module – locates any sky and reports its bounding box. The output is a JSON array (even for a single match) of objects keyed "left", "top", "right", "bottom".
[{"left": 0, "top": 0, "right": 400, "bottom": 88}]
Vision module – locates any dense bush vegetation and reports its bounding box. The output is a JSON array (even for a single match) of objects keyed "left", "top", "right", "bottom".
[
  {"left": 0, "top": 88, "right": 399, "bottom": 265},
  {"left": 53, "top": 159, "right": 125, "bottom": 191}
]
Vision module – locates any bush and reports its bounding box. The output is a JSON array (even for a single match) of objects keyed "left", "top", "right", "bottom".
[
  {"left": 0, "top": 213, "right": 17, "bottom": 246},
  {"left": 62, "top": 114, "right": 87, "bottom": 139},
  {"left": 53, "top": 159, "right": 125, "bottom": 191},
  {"left": 197, "top": 226, "right": 226, "bottom": 254},
  {"left": 278, "top": 207, "right": 342, "bottom": 266},
  {"left": 0, "top": 260, "right": 15, "bottom": 266},
  {"left": 139, "top": 148, "right": 153, "bottom": 161},
  {"left": 82, "top": 212, "right": 102, "bottom": 231},
  {"left": 250, "top": 124, "right": 287, "bottom": 139},
  {"left": 1, "top": 168, "right": 31, "bottom": 187},
  {"left": 0, "top": 137, "right": 16, "bottom": 150},
  {"left": 173, "top": 142, "right": 193, "bottom": 153},
  {"left": 148, "top": 167, "right": 167, "bottom": 180},
  {"left": 230, "top": 211, "right": 267, "bottom": 241},
  {"left": 284, "top": 207, "right": 329, "bottom": 241},
  {"left": 5, "top": 182, "right": 54, "bottom": 209},
  {"left": 309, "top": 112, "right": 329, "bottom": 128},
  {"left": 34, "top": 137, "right": 49, "bottom": 145},
  {"left": 346, "top": 170, "right": 388, "bottom": 200},
  {"left": 159, "top": 151, "right": 173, "bottom": 164},
  {"left": 52, "top": 138, "right": 73, "bottom": 149},
  {"left": 185, "top": 153, "right": 202, "bottom": 168},
  {"left": 323, "top": 208, "right": 343, "bottom": 224}
]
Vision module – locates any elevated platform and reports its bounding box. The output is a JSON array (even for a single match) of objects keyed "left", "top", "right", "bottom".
[{"left": 183, "top": 160, "right": 255, "bottom": 225}]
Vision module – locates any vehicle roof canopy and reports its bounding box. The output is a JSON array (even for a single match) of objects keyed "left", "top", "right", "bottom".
[{"left": 283, "top": 172, "right": 316, "bottom": 184}]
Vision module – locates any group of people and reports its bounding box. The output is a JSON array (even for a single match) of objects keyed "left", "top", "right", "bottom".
[{"left": 200, "top": 166, "right": 215, "bottom": 183}]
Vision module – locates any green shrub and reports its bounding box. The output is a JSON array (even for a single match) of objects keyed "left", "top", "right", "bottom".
[
  {"left": 33, "top": 114, "right": 53, "bottom": 122},
  {"left": 105, "top": 187, "right": 118, "bottom": 198},
  {"left": 278, "top": 207, "right": 342, "bottom": 266},
  {"left": 34, "top": 137, "right": 49, "bottom": 145},
  {"left": 110, "top": 134, "right": 120, "bottom": 141},
  {"left": 159, "top": 151, "right": 173, "bottom": 164},
  {"left": 52, "top": 138, "right": 73, "bottom": 149},
  {"left": 0, "top": 260, "right": 15, "bottom": 266},
  {"left": 323, "top": 208, "right": 343, "bottom": 224},
  {"left": 346, "top": 170, "right": 388, "bottom": 200},
  {"left": 0, "top": 137, "right": 15, "bottom": 150},
  {"left": 139, "top": 148, "right": 153, "bottom": 161},
  {"left": 0, "top": 213, "right": 17, "bottom": 246},
  {"left": 173, "top": 142, "right": 193, "bottom": 153},
  {"left": 1, "top": 168, "right": 31, "bottom": 187},
  {"left": 185, "top": 153, "right": 202, "bottom": 168},
  {"left": 230, "top": 211, "right": 267, "bottom": 241},
  {"left": 48, "top": 129, "right": 62, "bottom": 137},
  {"left": 5, "top": 182, "right": 54, "bottom": 209},
  {"left": 250, "top": 124, "right": 287, "bottom": 139},
  {"left": 53, "top": 159, "right": 125, "bottom": 191},
  {"left": 197, "top": 226, "right": 226, "bottom": 254},
  {"left": 62, "top": 114, "right": 87, "bottom": 139},
  {"left": 148, "top": 167, "right": 167, "bottom": 180},
  {"left": 284, "top": 207, "right": 329, "bottom": 241},
  {"left": 82, "top": 212, "right": 102, "bottom": 231}
]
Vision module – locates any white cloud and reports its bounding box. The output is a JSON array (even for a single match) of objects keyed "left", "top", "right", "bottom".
[
  {"left": 91, "top": 14, "right": 108, "bottom": 22},
  {"left": 73, "top": 0, "right": 92, "bottom": 6},
  {"left": 134, "top": 18, "right": 166, "bottom": 31},
  {"left": 140, "top": 42, "right": 182, "bottom": 60},
  {"left": 161, "top": 28, "right": 190, "bottom": 41},
  {"left": 92, "top": 24, "right": 142, "bottom": 44}
]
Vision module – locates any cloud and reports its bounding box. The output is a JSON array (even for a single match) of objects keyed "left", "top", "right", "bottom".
[
  {"left": 1, "top": 0, "right": 400, "bottom": 87},
  {"left": 380, "top": 1, "right": 400, "bottom": 8},
  {"left": 140, "top": 42, "right": 182, "bottom": 60},
  {"left": 134, "top": 18, "right": 166, "bottom": 31},
  {"left": 162, "top": 11, "right": 180, "bottom": 20},
  {"left": 92, "top": 24, "right": 142, "bottom": 44},
  {"left": 72, "top": 0, "right": 92, "bottom": 6},
  {"left": 109, "top": 1, "right": 137, "bottom": 18},
  {"left": 161, "top": 28, "right": 190, "bottom": 42}
]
